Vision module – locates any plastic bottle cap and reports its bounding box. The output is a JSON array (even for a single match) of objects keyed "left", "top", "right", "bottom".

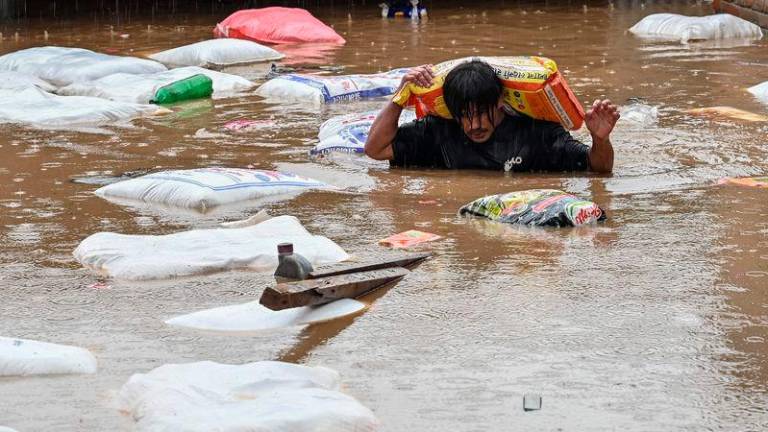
[{"left": 277, "top": 242, "right": 294, "bottom": 255}]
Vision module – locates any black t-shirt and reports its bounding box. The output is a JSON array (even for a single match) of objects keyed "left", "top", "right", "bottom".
[{"left": 391, "top": 114, "right": 591, "bottom": 172}]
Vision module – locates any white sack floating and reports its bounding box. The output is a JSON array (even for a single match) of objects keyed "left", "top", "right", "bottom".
[
  {"left": 0, "top": 86, "right": 164, "bottom": 127},
  {"left": 748, "top": 81, "right": 768, "bottom": 105},
  {"left": 629, "top": 13, "right": 763, "bottom": 42},
  {"left": 94, "top": 168, "right": 328, "bottom": 211},
  {"left": 0, "top": 46, "right": 166, "bottom": 87},
  {"left": 115, "top": 361, "right": 379, "bottom": 432},
  {"left": 312, "top": 109, "right": 416, "bottom": 156},
  {"left": 148, "top": 38, "right": 284, "bottom": 68},
  {"left": 0, "top": 71, "right": 56, "bottom": 91},
  {"left": 166, "top": 298, "right": 365, "bottom": 332},
  {"left": 58, "top": 66, "right": 254, "bottom": 104},
  {"left": 0, "top": 336, "right": 97, "bottom": 376},
  {"left": 73, "top": 215, "right": 349, "bottom": 281},
  {"left": 256, "top": 69, "right": 407, "bottom": 103}
]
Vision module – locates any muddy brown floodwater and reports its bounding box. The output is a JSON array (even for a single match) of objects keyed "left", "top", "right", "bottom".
[{"left": 1, "top": 0, "right": 767, "bottom": 430}]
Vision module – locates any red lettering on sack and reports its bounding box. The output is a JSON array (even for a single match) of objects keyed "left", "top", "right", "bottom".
[{"left": 573, "top": 205, "right": 602, "bottom": 225}]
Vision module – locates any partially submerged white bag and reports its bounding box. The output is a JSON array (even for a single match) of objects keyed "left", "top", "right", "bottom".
[
  {"left": 0, "top": 336, "right": 97, "bottom": 376},
  {"left": 166, "top": 298, "right": 366, "bottom": 332},
  {"left": 73, "top": 215, "right": 349, "bottom": 281},
  {"left": 95, "top": 167, "right": 327, "bottom": 211},
  {"left": 748, "top": 81, "right": 768, "bottom": 105},
  {"left": 0, "top": 86, "right": 164, "bottom": 127},
  {"left": 312, "top": 109, "right": 417, "bottom": 155},
  {"left": 256, "top": 68, "right": 407, "bottom": 103},
  {"left": 0, "top": 46, "right": 166, "bottom": 87},
  {"left": 115, "top": 361, "right": 379, "bottom": 432},
  {"left": 149, "top": 39, "right": 284, "bottom": 69},
  {"left": 629, "top": 13, "right": 763, "bottom": 42},
  {"left": 0, "top": 71, "right": 56, "bottom": 91},
  {"left": 618, "top": 103, "right": 658, "bottom": 127},
  {"left": 59, "top": 66, "right": 255, "bottom": 103}
]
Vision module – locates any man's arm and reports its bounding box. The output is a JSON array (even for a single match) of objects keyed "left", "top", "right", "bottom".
[
  {"left": 365, "top": 101, "right": 402, "bottom": 160},
  {"left": 585, "top": 99, "right": 619, "bottom": 173},
  {"left": 365, "top": 64, "right": 434, "bottom": 161}
]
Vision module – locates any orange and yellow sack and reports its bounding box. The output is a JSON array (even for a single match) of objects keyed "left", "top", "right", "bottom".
[{"left": 392, "top": 56, "right": 585, "bottom": 130}]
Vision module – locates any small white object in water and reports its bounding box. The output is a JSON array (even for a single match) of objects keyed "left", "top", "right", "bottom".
[
  {"left": 748, "top": 81, "right": 768, "bottom": 105},
  {"left": 618, "top": 103, "right": 659, "bottom": 127}
]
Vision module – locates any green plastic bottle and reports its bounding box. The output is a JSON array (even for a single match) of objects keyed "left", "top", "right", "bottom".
[{"left": 152, "top": 74, "right": 213, "bottom": 105}]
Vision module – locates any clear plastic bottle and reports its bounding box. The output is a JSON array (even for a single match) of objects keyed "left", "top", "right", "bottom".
[{"left": 274, "top": 242, "right": 314, "bottom": 281}]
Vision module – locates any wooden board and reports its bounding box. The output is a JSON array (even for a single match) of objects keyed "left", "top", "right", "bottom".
[
  {"left": 308, "top": 252, "right": 431, "bottom": 279},
  {"left": 260, "top": 267, "right": 410, "bottom": 311}
]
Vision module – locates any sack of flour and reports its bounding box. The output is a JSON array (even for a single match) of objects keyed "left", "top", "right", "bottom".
[
  {"left": 95, "top": 167, "right": 328, "bottom": 211},
  {"left": 392, "top": 56, "right": 584, "bottom": 130},
  {"left": 59, "top": 66, "right": 254, "bottom": 104},
  {"left": 311, "top": 109, "right": 417, "bottom": 155},
  {"left": 256, "top": 69, "right": 407, "bottom": 103},
  {"left": 629, "top": 13, "right": 763, "bottom": 42},
  {"left": 0, "top": 46, "right": 166, "bottom": 87},
  {"left": 149, "top": 39, "right": 284, "bottom": 69}
]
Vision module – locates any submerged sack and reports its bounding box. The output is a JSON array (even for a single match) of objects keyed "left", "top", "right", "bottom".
[
  {"left": 748, "top": 81, "right": 768, "bottom": 105},
  {"left": 0, "top": 46, "right": 166, "bottom": 87},
  {"left": 0, "top": 336, "right": 97, "bottom": 376},
  {"left": 459, "top": 189, "right": 606, "bottom": 227},
  {"left": 166, "top": 298, "right": 365, "bottom": 332},
  {"left": 0, "top": 86, "right": 164, "bottom": 127},
  {"left": 59, "top": 66, "right": 254, "bottom": 104},
  {"left": 393, "top": 56, "right": 584, "bottom": 130},
  {"left": 0, "top": 71, "right": 56, "bottom": 91},
  {"left": 149, "top": 39, "right": 284, "bottom": 69},
  {"left": 214, "top": 7, "right": 346, "bottom": 44},
  {"left": 257, "top": 69, "right": 407, "bottom": 103},
  {"left": 73, "top": 215, "right": 348, "bottom": 281},
  {"left": 95, "top": 167, "right": 328, "bottom": 211},
  {"left": 629, "top": 13, "right": 763, "bottom": 42},
  {"left": 115, "top": 361, "right": 378, "bottom": 432},
  {"left": 312, "top": 109, "right": 416, "bottom": 155}
]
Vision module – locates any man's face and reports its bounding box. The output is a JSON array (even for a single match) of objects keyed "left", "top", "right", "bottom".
[{"left": 459, "top": 102, "right": 504, "bottom": 143}]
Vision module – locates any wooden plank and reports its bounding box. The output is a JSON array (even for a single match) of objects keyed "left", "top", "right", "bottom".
[
  {"left": 308, "top": 252, "right": 431, "bottom": 279},
  {"left": 260, "top": 267, "right": 410, "bottom": 311}
]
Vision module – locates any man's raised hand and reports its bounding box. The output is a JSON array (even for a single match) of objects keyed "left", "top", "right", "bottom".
[
  {"left": 585, "top": 99, "right": 620, "bottom": 143},
  {"left": 400, "top": 64, "right": 435, "bottom": 89}
]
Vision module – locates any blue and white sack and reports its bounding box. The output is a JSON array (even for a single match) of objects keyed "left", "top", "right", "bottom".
[
  {"left": 256, "top": 69, "right": 408, "bottom": 103},
  {"left": 94, "top": 167, "right": 328, "bottom": 211},
  {"left": 311, "top": 109, "right": 416, "bottom": 156}
]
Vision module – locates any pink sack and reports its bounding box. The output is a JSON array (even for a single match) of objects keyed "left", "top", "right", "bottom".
[{"left": 214, "top": 7, "right": 346, "bottom": 45}]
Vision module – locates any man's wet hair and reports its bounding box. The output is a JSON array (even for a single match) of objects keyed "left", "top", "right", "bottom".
[{"left": 443, "top": 60, "right": 503, "bottom": 124}]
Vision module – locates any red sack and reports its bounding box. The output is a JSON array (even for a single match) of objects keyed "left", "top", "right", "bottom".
[{"left": 214, "top": 7, "right": 346, "bottom": 45}]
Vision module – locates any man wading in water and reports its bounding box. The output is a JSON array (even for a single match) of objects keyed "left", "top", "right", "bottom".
[{"left": 365, "top": 60, "right": 618, "bottom": 173}]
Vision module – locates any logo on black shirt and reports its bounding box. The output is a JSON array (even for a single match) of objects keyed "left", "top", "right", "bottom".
[{"left": 504, "top": 156, "right": 523, "bottom": 171}]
